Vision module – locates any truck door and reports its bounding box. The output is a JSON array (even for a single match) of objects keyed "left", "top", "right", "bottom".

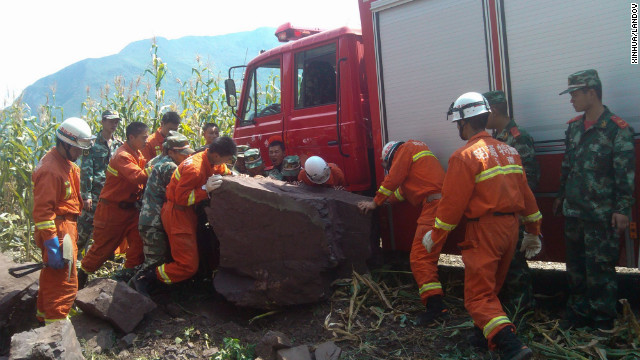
[{"left": 233, "top": 57, "right": 283, "bottom": 158}]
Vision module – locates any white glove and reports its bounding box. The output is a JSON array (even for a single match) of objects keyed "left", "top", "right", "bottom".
[
  {"left": 422, "top": 230, "right": 434, "bottom": 253},
  {"left": 205, "top": 175, "right": 223, "bottom": 193},
  {"left": 520, "top": 232, "right": 542, "bottom": 259}
]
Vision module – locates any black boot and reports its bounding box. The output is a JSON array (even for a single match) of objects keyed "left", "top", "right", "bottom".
[
  {"left": 416, "top": 295, "right": 450, "bottom": 326},
  {"left": 468, "top": 326, "right": 488, "bottom": 350},
  {"left": 131, "top": 268, "right": 158, "bottom": 297},
  {"left": 77, "top": 268, "right": 89, "bottom": 290},
  {"left": 493, "top": 327, "right": 532, "bottom": 360}
]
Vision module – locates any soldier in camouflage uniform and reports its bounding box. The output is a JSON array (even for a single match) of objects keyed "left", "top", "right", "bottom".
[
  {"left": 244, "top": 148, "right": 266, "bottom": 177},
  {"left": 266, "top": 137, "right": 285, "bottom": 180},
  {"left": 77, "top": 110, "right": 123, "bottom": 259},
  {"left": 484, "top": 90, "right": 540, "bottom": 316},
  {"left": 138, "top": 133, "right": 194, "bottom": 272},
  {"left": 555, "top": 69, "right": 635, "bottom": 330},
  {"left": 232, "top": 145, "right": 249, "bottom": 174},
  {"left": 281, "top": 155, "right": 301, "bottom": 182}
]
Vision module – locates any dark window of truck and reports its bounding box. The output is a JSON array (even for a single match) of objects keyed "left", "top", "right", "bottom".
[
  {"left": 295, "top": 43, "right": 337, "bottom": 109},
  {"left": 241, "top": 58, "right": 282, "bottom": 125}
]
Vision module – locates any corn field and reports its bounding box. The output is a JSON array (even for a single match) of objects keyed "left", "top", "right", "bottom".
[{"left": 0, "top": 40, "right": 238, "bottom": 262}]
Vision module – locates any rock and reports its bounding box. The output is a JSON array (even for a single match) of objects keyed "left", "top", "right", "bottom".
[
  {"left": 314, "top": 341, "right": 341, "bottom": 360},
  {"left": 277, "top": 345, "right": 312, "bottom": 360},
  {"left": 0, "top": 253, "right": 40, "bottom": 353},
  {"left": 255, "top": 331, "right": 292, "bottom": 360},
  {"left": 70, "top": 313, "right": 114, "bottom": 353},
  {"left": 207, "top": 177, "right": 373, "bottom": 308},
  {"left": 75, "top": 278, "right": 156, "bottom": 333},
  {"left": 202, "top": 347, "right": 219, "bottom": 357},
  {"left": 119, "top": 333, "right": 137, "bottom": 348},
  {"left": 9, "top": 319, "right": 84, "bottom": 360},
  {"left": 117, "top": 349, "right": 130, "bottom": 358}
]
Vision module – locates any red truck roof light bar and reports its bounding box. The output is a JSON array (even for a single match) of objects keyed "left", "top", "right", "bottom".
[{"left": 275, "top": 22, "right": 324, "bottom": 42}]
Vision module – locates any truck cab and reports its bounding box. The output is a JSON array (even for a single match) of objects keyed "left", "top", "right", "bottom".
[{"left": 227, "top": 25, "right": 374, "bottom": 192}]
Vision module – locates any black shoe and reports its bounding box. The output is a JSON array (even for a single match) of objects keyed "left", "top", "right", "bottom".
[
  {"left": 416, "top": 295, "right": 450, "bottom": 326},
  {"left": 77, "top": 268, "right": 89, "bottom": 290},
  {"left": 132, "top": 268, "right": 158, "bottom": 297},
  {"left": 468, "top": 326, "right": 488, "bottom": 350},
  {"left": 493, "top": 327, "right": 532, "bottom": 360}
]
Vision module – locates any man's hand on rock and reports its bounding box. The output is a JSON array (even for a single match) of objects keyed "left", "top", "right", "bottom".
[{"left": 357, "top": 200, "right": 377, "bottom": 215}]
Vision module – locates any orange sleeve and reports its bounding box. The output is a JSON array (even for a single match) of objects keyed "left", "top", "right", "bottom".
[
  {"left": 114, "top": 152, "right": 149, "bottom": 185},
  {"left": 431, "top": 156, "right": 476, "bottom": 244},
  {"left": 173, "top": 163, "right": 208, "bottom": 206},
  {"left": 373, "top": 147, "right": 411, "bottom": 206},
  {"left": 519, "top": 171, "right": 542, "bottom": 235},
  {"left": 298, "top": 169, "right": 313, "bottom": 186},
  {"left": 329, "top": 164, "right": 345, "bottom": 186},
  {"left": 32, "top": 170, "right": 60, "bottom": 241}
]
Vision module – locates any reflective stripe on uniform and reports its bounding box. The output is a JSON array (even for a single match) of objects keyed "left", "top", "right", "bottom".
[
  {"left": 35, "top": 220, "right": 56, "bottom": 230},
  {"left": 434, "top": 217, "right": 456, "bottom": 231},
  {"left": 483, "top": 316, "right": 511, "bottom": 338},
  {"left": 475, "top": 164, "right": 523, "bottom": 183},
  {"left": 174, "top": 169, "right": 181, "bottom": 181},
  {"left": 187, "top": 190, "right": 195, "bottom": 206},
  {"left": 106, "top": 165, "right": 118, "bottom": 176},
  {"left": 36, "top": 308, "right": 46, "bottom": 319},
  {"left": 44, "top": 316, "right": 69, "bottom": 324},
  {"left": 419, "top": 282, "right": 442, "bottom": 295},
  {"left": 64, "top": 181, "right": 71, "bottom": 199},
  {"left": 145, "top": 167, "right": 152, "bottom": 176},
  {"left": 522, "top": 210, "right": 542, "bottom": 223},
  {"left": 158, "top": 264, "right": 172, "bottom": 284},
  {"left": 394, "top": 188, "right": 405, "bottom": 202},
  {"left": 378, "top": 186, "right": 392, "bottom": 196},
  {"left": 155, "top": 146, "right": 162, "bottom": 156},
  {"left": 413, "top": 150, "right": 435, "bottom": 162}
]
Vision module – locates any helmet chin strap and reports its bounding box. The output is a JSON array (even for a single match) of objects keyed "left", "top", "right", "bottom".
[
  {"left": 457, "top": 120, "right": 467, "bottom": 140},
  {"left": 62, "top": 142, "right": 74, "bottom": 161}
]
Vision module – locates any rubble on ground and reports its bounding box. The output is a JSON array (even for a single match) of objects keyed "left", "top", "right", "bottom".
[
  {"left": 10, "top": 319, "right": 84, "bottom": 360},
  {"left": 206, "top": 176, "right": 374, "bottom": 309}
]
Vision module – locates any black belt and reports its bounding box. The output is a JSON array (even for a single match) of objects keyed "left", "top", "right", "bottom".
[
  {"left": 100, "top": 198, "right": 136, "bottom": 209},
  {"left": 467, "top": 212, "right": 514, "bottom": 221}
]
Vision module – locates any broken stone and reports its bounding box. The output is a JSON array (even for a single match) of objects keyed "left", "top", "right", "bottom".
[
  {"left": 0, "top": 252, "right": 40, "bottom": 353},
  {"left": 277, "top": 345, "right": 312, "bottom": 360},
  {"left": 75, "top": 278, "right": 156, "bottom": 333},
  {"left": 117, "top": 349, "right": 130, "bottom": 358},
  {"left": 314, "top": 341, "right": 341, "bottom": 360},
  {"left": 71, "top": 312, "right": 114, "bottom": 353},
  {"left": 207, "top": 177, "right": 373, "bottom": 308},
  {"left": 10, "top": 319, "right": 84, "bottom": 360},
  {"left": 255, "top": 330, "right": 292, "bottom": 360},
  {"left": 119, "top": 333, "right": 137, "bottom": 348},
  {"left": 202, "top": 347, "right": 219, "bottom": 357}
]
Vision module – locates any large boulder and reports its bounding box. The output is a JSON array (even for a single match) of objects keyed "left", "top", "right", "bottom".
[
  {"left": 75, "top": 279, "right": 156, "bottom": 333},
  {"left": 206, "top": 176, "right": 374, "bottom": 309},
  {"left": 10, "top": 319, "right": 84, "bottom": 360},
  {"left": 0, "top": 252, "right": 40, "bottom": 353}
]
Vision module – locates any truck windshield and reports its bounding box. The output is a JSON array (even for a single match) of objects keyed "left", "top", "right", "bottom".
[
  {"left": 295, "top": 43, "right": 336, "bottom": 109},
  {"left": 242, "top": 58, "right": 281, "bottom": 124}
]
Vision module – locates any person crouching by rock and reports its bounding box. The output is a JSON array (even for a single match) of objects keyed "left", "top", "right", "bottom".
[
  {"left": 298, "top": 156, "right": 345, "bottom": 188},
  {"left": 281, "top": 155, "right": 302, "bottom": 183},
  {"left": 232, "top": 145, "right": 249, "bottom": 175},
  {"left": 244, "top": 148, "right": 266, "bottom": 177}
]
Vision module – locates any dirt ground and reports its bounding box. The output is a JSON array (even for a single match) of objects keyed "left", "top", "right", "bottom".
[{"left": 70, "top": 254, "right": 640, "bottom": 360}]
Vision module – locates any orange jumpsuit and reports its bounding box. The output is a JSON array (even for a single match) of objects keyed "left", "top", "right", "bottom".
[
  {"left": 81, "top": 143, "right": 149, "bottom": 273},
  {"left": 141, "top": 128, "right": 165, "bottom": 162},
  {"left": 373, "top": 140, "right": 445, "bottom": 304},
  {"left": 32, "top": 148, "right": 82, "bottom": 323},
  {"left": 431, "top": 131, "right": 541, "bottom": 348},
  {"left": 298, "top": 163, "right": 345, "bottom": 187},
  {"left": 157, "top": 149, "right": 231, "bottom": 284}
]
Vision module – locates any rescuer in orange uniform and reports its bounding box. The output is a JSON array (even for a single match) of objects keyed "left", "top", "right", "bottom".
[
  {"left": 141, "top": 111, "right": 181, "bottom": 161},
  {"left": 423, "top": 92, "right": 542, "bottom": 359},
  {"left": 32, "top": 117, "right": 95, "bottom": 323},
  {"left": 298, "top": 156, "right": 345, "bottom": 187},
  {"left": 79, "top": 122, "right": 150, "bottom": 288},
  {"left": 132, "top": 136, "right": 237, "bottom": 294},
  {"left": 357, "top": 140, "right": 447, "bottom": 325}
]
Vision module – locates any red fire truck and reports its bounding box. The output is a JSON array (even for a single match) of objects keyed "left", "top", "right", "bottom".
[{"left": 225, "top": 0, "right": 640, "bottom": 267}]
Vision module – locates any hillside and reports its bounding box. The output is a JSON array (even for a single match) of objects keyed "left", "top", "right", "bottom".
[{"left": 19, "top": 27, "right": 281, "bottom": 117}]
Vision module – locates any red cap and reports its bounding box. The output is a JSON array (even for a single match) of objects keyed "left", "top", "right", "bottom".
[{"left": 268, "top": 135, "right": 283, "bottom": 145}]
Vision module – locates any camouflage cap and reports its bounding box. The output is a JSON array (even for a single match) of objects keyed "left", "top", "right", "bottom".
[
  {"left": 281, "top": 155, "right": 301, "bottom": 177},
  {"left": 559, "top": 69, "right": 601, "bottom": 95},
  {"left": 482, "top": 90, "right": 506, "bottom": 105},
  {"left": 165, "top": 132, "right": 194, "bottom": 155},
  {"left": 244, "top": 148, "right": 263, "bottom": 169},
  {"left": 236, "top": 144, "right": 250, "bottom": 158},
  {"left": 102, "top": 110, "right": 121, "bottom": 120}
]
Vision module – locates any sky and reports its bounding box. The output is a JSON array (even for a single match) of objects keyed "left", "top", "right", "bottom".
[{"left": 0, "top": 0, "right": 361, "bottom": 106}]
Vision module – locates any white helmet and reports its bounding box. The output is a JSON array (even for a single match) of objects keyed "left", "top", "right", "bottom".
[
  {"left": 56, "top": 117, "right": 96, "bottom": 149},
  {"left": 447, "top": 92, "right": 491, "bottom": 122},
  {"left": 304, "top": 156, "right": 330, "bottom": 184},
  {"left": 381, "top": 141, "right": 403, "bottom": 170}
]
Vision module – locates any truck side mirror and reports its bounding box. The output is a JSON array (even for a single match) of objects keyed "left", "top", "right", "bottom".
[{"left": 225, "top": 79, "right": 237, "bottom": 107}]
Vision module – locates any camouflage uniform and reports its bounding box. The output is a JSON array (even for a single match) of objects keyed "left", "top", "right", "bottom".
[
  {"left": 266, "top": 167, "right": 284, "bottom": 180},
  {"left": 77, "top": 129, "right": 123, "bottom": 255},
  {"left": 558, "top": 70, "right": 635, "bottom": 326},
  {"left": 484, "top": 90, "right": 541, "bottom": 315}
]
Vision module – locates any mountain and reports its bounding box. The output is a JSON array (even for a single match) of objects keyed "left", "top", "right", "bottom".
[{"left": 20, "top": 27, "right": 281, "bottom": 117}]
